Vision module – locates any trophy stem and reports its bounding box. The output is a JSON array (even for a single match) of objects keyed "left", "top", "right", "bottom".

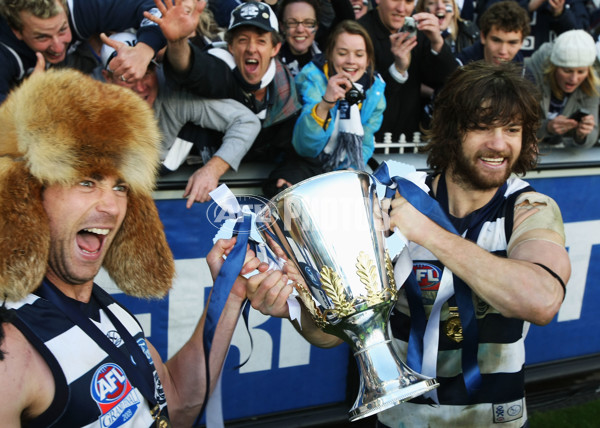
[{"left": 332, "top": 305, "right": 439, "bottom": 422}]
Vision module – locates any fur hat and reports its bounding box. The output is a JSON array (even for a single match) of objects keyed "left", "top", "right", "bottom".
[
  {"left": 0, "top": 68, "right": 174, "bottom": 301},
  {"left": 550, "top": 30, "right": 596, "bottom": 68}
]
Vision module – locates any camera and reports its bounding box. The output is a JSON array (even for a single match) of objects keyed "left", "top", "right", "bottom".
[
  {"left": 344, "top": 82, "right": 365, "bottom": 105},
  {"left": 399, "top": 16, "right": 417, "bottom": 37}
]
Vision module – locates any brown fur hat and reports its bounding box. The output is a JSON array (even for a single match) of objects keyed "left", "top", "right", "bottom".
[{"left": 0, "top": 68, "right": 174, "bottom": 301}]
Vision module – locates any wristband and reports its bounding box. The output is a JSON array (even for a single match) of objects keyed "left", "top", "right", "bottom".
[
  {"left": 534, "top": 262, "right": 566, "bottom": 301},
  {"left": 321, "top": 95, "right": 337, "bottom": 104}
]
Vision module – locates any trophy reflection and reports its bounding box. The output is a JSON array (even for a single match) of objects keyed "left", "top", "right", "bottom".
[{"left": 256, "top": 170, "right": 438, "bottom": 421}]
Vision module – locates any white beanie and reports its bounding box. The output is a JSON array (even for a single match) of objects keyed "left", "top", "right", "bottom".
[{"left": 550, "top": 30, "right": 596, "bottom": 68}]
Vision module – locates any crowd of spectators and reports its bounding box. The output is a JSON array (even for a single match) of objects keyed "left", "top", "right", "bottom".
[{"left": 1, "top": 0, "right": 600, "bottom": 202}]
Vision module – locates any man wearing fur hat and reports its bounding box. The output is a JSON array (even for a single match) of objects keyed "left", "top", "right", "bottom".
[
  {"left": 525, "top": 29, "right": 600, "bottom": 148},
  {"left": 0, "top": 0, "right": 167, "bottom": 104},
  {"left": 0, "top": 69, "right": 260, "bottom": 427}
]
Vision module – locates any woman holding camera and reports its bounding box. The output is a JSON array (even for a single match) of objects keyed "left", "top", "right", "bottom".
[
  {"left": 525, "top": 30, "right": 600, "bottom": 149},
  {"left": 291, "top": 20, "right": 385, "bottom": 174}
]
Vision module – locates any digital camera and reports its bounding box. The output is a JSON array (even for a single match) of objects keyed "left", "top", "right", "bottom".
[
  {"left": 344, "top": 82, "right": 365, "bottom": 106},
  {"left": 399, "top": 16, "right": 417, "bottom": 37}
]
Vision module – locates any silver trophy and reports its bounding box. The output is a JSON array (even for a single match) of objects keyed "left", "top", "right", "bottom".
[{"left": 256, "top": 170, "right": 438, "bottom": 421}]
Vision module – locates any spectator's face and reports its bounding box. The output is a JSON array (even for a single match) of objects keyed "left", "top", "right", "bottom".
[
  {"left": 228, "top": 28, "right": 281, "bottom": 85},
  {"left": 330, "top": 32, "right": 369, "bottom": 83},
  {"left": 554, "top": 66, "right": 589, "bottom": 94},
  {"left": 104, "top": 68, "right": 159, "bottom": 107},
  {"left": 376, "top": 0, "right": 416, "bottom": 33},
  {"left": 42, "top": 175, "right": 128, "bottom": 289},
  {"left": 282, "top": 2, "right": 318, "bottom": 55},
  {"left": 181, "top": 0, "right": 195, "bottom": 14},
  {"left": 423, "top": 0, "right": 455, "bottom": 31},
  {"left": 12, "top": 0, "right": 72, "bottom": 63},
  {"left": 481, "top": 26, "right": 523, "bottom": 65},
  {"left": 453, "top": 121, "right": 522, "bottom": 190},
  {"left": 350, "top": 0, "right": 368, "bottom": 19}
]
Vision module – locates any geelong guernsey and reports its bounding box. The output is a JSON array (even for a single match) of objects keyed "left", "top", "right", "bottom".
[
  {"left": 6, "top": 281, "right": 166, "bottom": 428},
  {"left": 379, "top": 175, "right": 534, "bottom": 428}
]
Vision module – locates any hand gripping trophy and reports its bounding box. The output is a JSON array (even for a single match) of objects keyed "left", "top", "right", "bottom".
[{"left": 256, "top": 170, "right": 439, "bottom": 421}]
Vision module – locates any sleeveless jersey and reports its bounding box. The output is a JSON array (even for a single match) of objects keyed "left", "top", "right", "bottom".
[
  {"left": 379, "top": 176, "right": 534, "bottom": 428},
  {"left": 6, "top": 283, "right": 167, "bottom": 428}
]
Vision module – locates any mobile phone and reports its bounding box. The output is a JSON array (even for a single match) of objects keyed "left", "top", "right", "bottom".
[
  {"left": 569, "top": 108, "right": 590, "bottom": 122},
  {"left": 399, "top": 16, "right": 417, "bottom": 37}
]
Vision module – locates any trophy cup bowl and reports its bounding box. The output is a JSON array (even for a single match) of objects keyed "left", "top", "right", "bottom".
[{"left": 256, "top": 170, "right": 439, "bottom": 421}]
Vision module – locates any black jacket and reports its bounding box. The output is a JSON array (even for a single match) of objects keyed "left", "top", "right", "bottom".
[{"left": 359, "top": 10, "right": 459, "bottom": 141}]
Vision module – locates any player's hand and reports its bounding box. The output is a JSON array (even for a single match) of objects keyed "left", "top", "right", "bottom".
[
  {"left": 206, "top": 238, "right": 264, "bottom": 300},
  {"left": 246, "top": 267, "right": 293, "bottom": 318}
]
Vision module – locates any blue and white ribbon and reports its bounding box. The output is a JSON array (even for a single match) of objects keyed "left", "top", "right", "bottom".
[{"left": 373, "top": 161, "right": 482, "bottom": 402}]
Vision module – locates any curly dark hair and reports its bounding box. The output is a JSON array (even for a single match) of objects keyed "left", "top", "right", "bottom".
[{"left": 424, "top": 61, "right": 542, "bottom": 176}]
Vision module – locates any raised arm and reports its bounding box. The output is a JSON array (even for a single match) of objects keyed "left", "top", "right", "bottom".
[
  {"left": 389, "top": 191, "right": 570, "bottom": 325},
  {"left": 144, "top": 0, "right": 205, "bottom": 73},
  {"left": 175, "top": 98, "right": 260, "bottom": 206},
  {"left": 148, "top": 237, "right": 261, "bottom": 427}
]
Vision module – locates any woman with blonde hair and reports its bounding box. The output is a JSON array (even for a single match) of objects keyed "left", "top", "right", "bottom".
[{"left": 525, "top": 29, "right": 600, "bottom": 148}]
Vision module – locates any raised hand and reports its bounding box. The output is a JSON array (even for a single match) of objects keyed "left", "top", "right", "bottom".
[
  {"left": 31, "top": 52, "right": 46, "bottom": 75},
  {"left": 144, "top": 0, "right": 205, "bottom": 43},
  {"left": 100, "top": 33, "right": 154, "bottom": 82}
]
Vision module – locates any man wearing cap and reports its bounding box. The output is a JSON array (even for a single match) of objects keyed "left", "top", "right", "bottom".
[
  {"left": 101, "top": 32, "right": 261, "bottom": 206},
  {"left": 0, "top": 69, "right": 261, "bottom": 427},
  {"left": 0, "top": 0, "right": 167, "bottom": 105},
  {"left": 525, "top": 29, "right": 599, "bottom": 148},
  {"left": 146, "top": 0, "right": 302, "bottom": 196}
]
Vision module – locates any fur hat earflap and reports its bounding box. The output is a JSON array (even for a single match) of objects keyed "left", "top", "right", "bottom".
[{"left": 0, "top": 68, "right": 174, "bottom": 300}]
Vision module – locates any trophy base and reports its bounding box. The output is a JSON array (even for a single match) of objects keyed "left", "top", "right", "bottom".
[{"left": 348, "top": 377, "right": 439, "bottom": 422}]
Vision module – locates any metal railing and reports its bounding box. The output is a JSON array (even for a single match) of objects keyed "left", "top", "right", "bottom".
[{"left": 374, "top": 132, "right": 426, "bottom": 154}]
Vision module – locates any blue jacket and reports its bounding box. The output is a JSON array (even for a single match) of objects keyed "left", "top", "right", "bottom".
[
  {"left": 293, "top": 59, "right": 386, "bottom": 169},
  {"left": 0, "top": 0, "right": 165, "bottom": 104}
]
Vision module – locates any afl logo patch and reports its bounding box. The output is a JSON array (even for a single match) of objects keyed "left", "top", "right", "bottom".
[
  {"left": 91, "top": 363, "right": 130, "bottom": 403},
  {"left": 91, "top": 363, "right": 141, "bottom": 427},
  {"left": 413, "top": 263, "right": 442, "bottom": 291}
]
